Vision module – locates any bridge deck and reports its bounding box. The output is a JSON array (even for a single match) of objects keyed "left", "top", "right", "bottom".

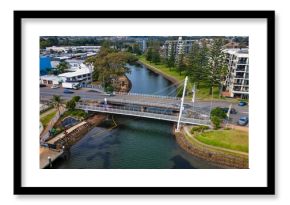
[
  {"left": 77, "top": 104, "right": 211, "bottom": 126},
  {"left": 40, "top": 91, "right": 183, "bottom": 109}
]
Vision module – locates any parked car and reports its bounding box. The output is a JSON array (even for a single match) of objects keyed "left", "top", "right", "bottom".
[
  {"left": 63, "top": 89, "right": 74, "bottom": 94},
  {"left": 238, "top": 101, "right": 247, "bottom": 106},
  {"left": 238, "top": 116, "right": 249, "bottom": 126},
  {"left": 222, "top": 107, "right": 237, "bottom": 114},
  {"left": 51, "top": 84, "right": 60, "bottom": 89}
]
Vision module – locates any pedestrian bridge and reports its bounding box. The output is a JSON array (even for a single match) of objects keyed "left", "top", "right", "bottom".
[
  {"left": 78, "top": 77, "right": 211, "bottom": 128},
  {"left": 76, "top": 103, "right": 211, "bottom": 127}
]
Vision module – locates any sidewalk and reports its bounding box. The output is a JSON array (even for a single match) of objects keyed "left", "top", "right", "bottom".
[{"left": 40, "top": 106, "right": 66, "bottom": 142}]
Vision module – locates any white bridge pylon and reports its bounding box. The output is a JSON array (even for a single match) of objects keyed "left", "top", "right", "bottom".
[{"left": 175, "top": 76, "right": 188, "bottom": 132}]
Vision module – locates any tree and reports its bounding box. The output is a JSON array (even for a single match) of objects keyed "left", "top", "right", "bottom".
[
  {"left": 85, "top": 47, "right": 137, "bottom": 90},
  {"left": 132, "top": 43, "right": 142, "bottom": 55},
  {"left": 166, "top": 47, "right": 175, "bottom": 70},
  {"left": 211, "top": 116, "right": 221, "bottom": 129},
  {"left": 56, "top": 60, "right": 69, "bottom": 74},
  {"left": 146, "top": 47, "right": 153, "bottom": 62},
  {"left": 186, "top": 42, "right": 209, "bottom": 88},
  {"left": 72, "top": 96, "right": 81, "bottom": 103},
  {"left": 176, "top": 53, "right": 186, "bottom": 76},
  {"left": 66, "top": 100, "right": 76, "bottom": 111},
  {"left": 152, "top": 50, "right": 161, "bottom": 64},
  {"left": 210, "top": 107, "right": 227, "bottom": 119},
  {"left": 52, "top": 95, "right": 62, "bottom": 116},
  {"left": 206, "top": 38, "right": 228, "bottom": 96}
]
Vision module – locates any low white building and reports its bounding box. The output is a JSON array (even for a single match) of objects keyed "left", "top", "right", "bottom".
[
  {"left": 40, "top": 75, "right": 62, "bottom": 85},
  {"left": 58, "top": 63, "right": 93, "bottom": 86}
]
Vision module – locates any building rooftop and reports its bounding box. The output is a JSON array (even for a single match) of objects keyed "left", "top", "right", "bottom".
[
  {"left": 58, "top": 64, "right": 92, "bottom": 78},
  {"left": 223, "top": 48, "right": 249, "bottom": 56}
]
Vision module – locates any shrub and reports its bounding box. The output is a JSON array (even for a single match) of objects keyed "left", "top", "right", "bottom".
[
  {"left": 211, "top": 107, "right": 227, "bottom": 119},
  {"left": 72, "top": 96, "right": 81, "bottom": 102},
  {"left": 191, "top": 125, "right": 210, "bottom": 133},
  {"left": 105, "top": 85, "right": 114, "bottom": 93},
  {"left": 211, "top": 116, "right": 221, "bottom": 129},
  {"left": 66, "top": 100, "right": 76, "bottom": 111}
]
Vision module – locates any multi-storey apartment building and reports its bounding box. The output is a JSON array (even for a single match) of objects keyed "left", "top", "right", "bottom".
[
  {"left": 162, "top": 37, "right": 196, "bottom": 63},
  {"left": 224, "top": 48, "right": 249, "bottom": 99}
]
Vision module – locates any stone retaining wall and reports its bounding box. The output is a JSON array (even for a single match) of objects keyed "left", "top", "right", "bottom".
[
  {"left": 175, "top": 129, "right": 248, "bottom": 169},
  {"left": 54, "top": 114, "right": 107, "bottom": 149}
]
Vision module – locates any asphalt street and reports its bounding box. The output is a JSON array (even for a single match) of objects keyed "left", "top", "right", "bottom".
[{"left": 40, "top": 86, "right": 248, "bottom": 125}]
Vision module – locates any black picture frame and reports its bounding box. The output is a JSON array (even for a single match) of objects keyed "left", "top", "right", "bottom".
[{"left": 14, "top": 10, "right": 275, "bottom": 195}]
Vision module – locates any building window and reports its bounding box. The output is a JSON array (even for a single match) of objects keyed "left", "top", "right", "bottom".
[
  {"left": 238, "top": 57, "right": 248, "bottom": 64},
  {"left": 233, "top": 86, "right": 241, "bottom": 91},
  {"left": 236, "top": 65, "right": 246, "bottom": 71},
  {"left": 236, "top": 72, "right": 244, "bottom": 78}
]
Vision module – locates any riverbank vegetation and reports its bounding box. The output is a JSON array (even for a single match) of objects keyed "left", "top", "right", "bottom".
[
  {"left": 84, "top": 45, "right": 138, "bottom": 92},
  {"left": 138, "top": 38, "right": 230, "bottom": 100}
]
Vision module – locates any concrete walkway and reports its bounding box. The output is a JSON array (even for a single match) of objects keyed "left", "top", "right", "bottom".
[
  {"left": 40, "top": 106, "right": 66, "bottom": 141},
  {"left": 47, "top": 121, "right": 87, "bottom": 144},
  {"left": 40, "top": 147, "right": 63, "bottom": 168}
]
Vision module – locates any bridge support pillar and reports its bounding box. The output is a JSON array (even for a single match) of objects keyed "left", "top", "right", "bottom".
[{"left": 175, "top": 76, "right": 188, "bottom": 132}]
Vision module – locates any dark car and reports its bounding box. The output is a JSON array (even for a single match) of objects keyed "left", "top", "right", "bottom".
[
  {"left": 238, "top": 101, "right": 247, "bottom": 106},
  {"left": 238, "top": 116, "right": 249, "bottom": 126},
  {"left": 222, "top": 107, "right": 237, "bottom": 114},
  {"left": 64, "top": 89, "right": 74, "bottom": 94}
]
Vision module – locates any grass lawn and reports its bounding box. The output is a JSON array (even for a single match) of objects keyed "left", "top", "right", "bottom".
[
  {"left": 139, "top": 55, "right": 185, "bottom": 82},
  {"left": 195, "top": 129, "right": 248, "bottom": 153},
  {"left": 138, "top": 56, "right": 235, "bottom": 101},
  {"left": 40, "top": 110, "right": 57, "bottom": 127}
]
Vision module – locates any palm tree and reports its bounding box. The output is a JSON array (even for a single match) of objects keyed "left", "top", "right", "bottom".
[{"left": 52, "top": 95, "right": 62, "bottom": 116}]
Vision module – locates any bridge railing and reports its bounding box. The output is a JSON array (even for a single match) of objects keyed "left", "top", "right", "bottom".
[
  {"left": 115, "top": 92, "right": 181, "bottom": 100},
  {"left": 106, "top": 97, "right": 180, "bottom": 109},
  {"left": 76, "top": 103, "right": 211, "bottom": 126}
]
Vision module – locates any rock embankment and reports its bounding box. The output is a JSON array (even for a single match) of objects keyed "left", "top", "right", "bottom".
[
  {"left": 174, "top": 127, "right": 248, "bottom": 169},
  {"left": 53, "top": 114, "right": 107, "bottom": 149},
  {"left": 113, "top": 75, "right": 132, "bottom": 93}
]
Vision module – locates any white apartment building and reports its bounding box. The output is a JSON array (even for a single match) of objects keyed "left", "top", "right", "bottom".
[
  {"left": 162, "top": 37, "right": 197, "bottom": 63},
  {"left": 58, "top": 63, "right": 93, "bottom": 86},
  {"left": 224, "top": 48, "right": 249, "bottom": 98}
]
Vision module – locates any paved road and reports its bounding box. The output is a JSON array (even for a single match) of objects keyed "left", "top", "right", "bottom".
[{"left": 40, "top": 87, "right": 248, "bottom": 125}]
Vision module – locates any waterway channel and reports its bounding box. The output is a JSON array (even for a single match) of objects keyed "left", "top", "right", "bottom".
[{"left": 53, "top": 63, "right": 220, "bottom": 169}]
